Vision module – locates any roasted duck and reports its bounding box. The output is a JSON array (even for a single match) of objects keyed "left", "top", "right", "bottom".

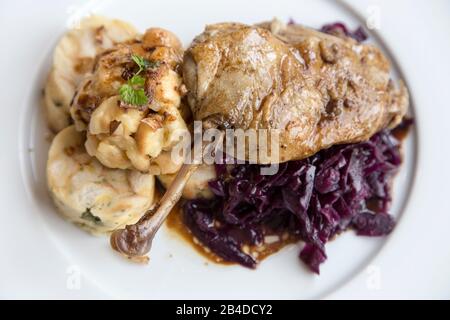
[{"left": 183, "top": 20, "right": 408, "bottom": 162}]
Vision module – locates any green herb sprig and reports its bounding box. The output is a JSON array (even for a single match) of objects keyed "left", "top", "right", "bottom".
[{"left": 119, "top": 54, "right": 158, "bottom": 107}]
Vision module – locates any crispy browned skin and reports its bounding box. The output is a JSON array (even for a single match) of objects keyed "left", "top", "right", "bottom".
[{"left": 183, "top": 21, "right": 408, "bottom": 163}]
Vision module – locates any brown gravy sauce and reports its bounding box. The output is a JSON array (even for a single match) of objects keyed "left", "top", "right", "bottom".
[
  {"left": 392, "top": 119, "right": 413, "bottom": 141},
  {"left": 165, "top": 202, "right": 231, "bottom": 265},
  {"left": 164, "top": 199, "right": 298, "bottom": 266}
]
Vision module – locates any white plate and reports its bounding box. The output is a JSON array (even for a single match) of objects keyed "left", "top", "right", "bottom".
[{"left": 1, "top": 0, "right": 449, "bottom": 299}]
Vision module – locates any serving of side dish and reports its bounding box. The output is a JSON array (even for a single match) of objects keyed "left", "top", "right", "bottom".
[{"left": 1, "top": 0, "right": 450, "bottom": 299}]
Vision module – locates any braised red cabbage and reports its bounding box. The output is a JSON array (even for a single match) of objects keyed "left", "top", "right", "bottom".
[
  {"left": 288, "top": 20, "right": 368, "bottom": 42},
  {"left": 182, "top": 22, "right": 407, "bottom": 274},
  {"left": 320, "top": 22, "right": 368, "bottom": 42},
  {"left": 183, "top": 129, "right": 405, "bottom": 274}
]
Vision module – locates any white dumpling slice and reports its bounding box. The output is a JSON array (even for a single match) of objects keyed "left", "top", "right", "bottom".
[{"left": 47, "top": 126, "right": 155, "bottom": 234}]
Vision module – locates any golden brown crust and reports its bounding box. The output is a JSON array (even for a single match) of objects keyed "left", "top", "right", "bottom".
[
  {"left": 183, "top": 21, "right": 409, "bottom": 163},
  {"left": 70, "top": 28, "right": 188, "bottom": 173}
]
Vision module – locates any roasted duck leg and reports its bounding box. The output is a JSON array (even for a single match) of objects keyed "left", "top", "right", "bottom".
[{"left": 183, "top": 20, "right": 408, "bottom": 162}]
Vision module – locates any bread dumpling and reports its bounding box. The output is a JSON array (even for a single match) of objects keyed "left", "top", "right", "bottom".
[
  {"left": 44, "top": 16, "right": 138, "bottom": 132},
  {"left": 47, "top": 126, "right": 155, "bottom": 234}
]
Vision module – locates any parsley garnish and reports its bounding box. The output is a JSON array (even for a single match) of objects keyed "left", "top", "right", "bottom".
[
  {"left": 129, "top": 74, "right": 146, "bottom": 86},
  {"left": 119, "top": 84, "right": 148, "bottom": 106},
  {"left": 132, "top": 55, "right": 149, "bottom": 72},
  {"left": 132, "top": 54, "right": 160, "bottom": 71},
  {"left": 119, "top": 54, "right": 157, "bottom": 107}
]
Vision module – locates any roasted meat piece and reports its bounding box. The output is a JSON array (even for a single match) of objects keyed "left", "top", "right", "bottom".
[{"left": 183, "top": 20, "right": 408, "bottom": 163}]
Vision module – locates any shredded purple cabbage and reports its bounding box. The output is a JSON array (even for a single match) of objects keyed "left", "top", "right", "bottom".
[
  {"left": 182, "top": 22, "right": 405, "bottom": 274},
  {"left": 289, "top": 19, "right": 368, "bottom": 42},
  {"left": 320, "top": 22, "right": 368, "bottom": 42},
  {"left": 184, "top": 129, "right": 405, "bottom": 274}
]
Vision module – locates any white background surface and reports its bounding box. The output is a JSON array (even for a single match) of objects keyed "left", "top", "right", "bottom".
[{"left": 0, "top": 0, "right": 449, "bottom": 299}]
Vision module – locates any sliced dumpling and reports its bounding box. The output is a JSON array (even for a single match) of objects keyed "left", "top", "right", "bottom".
[
  {"left": 47, "top": 126, "right": 155, "bottom": 234},
  {"left": 85, "top": 95, "right": 187, "bottom": 174},
  {"left": 44, "top": 16, "right": 138, "bottom": 132}
]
